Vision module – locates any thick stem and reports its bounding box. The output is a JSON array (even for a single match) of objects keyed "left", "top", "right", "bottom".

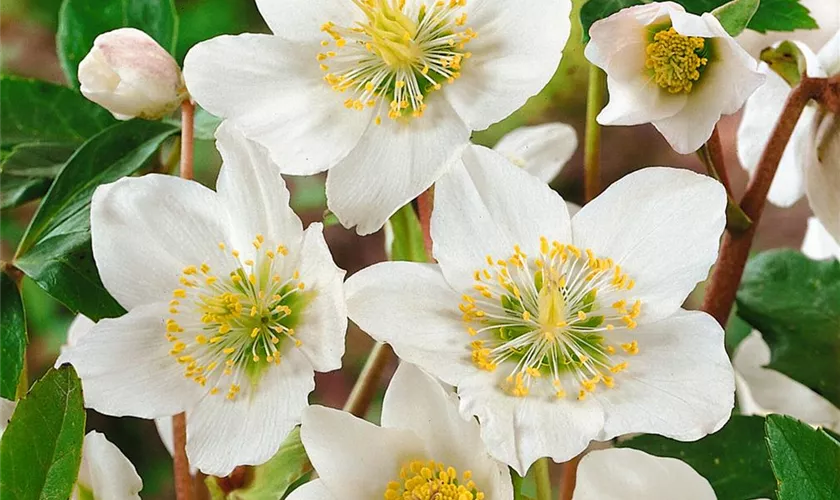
[
  {"left": 173, "top": 413, "right": 193, "bottom": 500},
  {"left": 559, "top": 455, "right": 582, "bottom": 500},
  {"left": 416, "top": 188, "right": 435, "bottom": 261},
  {"left": 180, "top": 100, "right": 196, "bottom": 181},
  {"left": 702, "top": 78, "right": 823, "bottom": 326},
  {"left": 534, "top": 458, "right": 553, "bottom": 500},
  {"left": 584, "top": 65, "right": 606, "bottom": 202},
  {"left": 342, "top": 342, "right": 393, "bottom": 417},
  {"left": 706, "top": 126, "right": 733, "bottom": 195}
]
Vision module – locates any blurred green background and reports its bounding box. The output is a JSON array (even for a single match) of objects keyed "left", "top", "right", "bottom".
[{"left": 0, "top": 0, "right": 813, "bottom": 496}]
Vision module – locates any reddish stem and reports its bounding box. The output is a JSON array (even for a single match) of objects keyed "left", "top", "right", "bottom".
[
  {"left": 180, "top": 100, "right": 196, "bottom": 181},
  {"left": 707, "top": 126, "right": 733, "bottom": 195},
  {"left": 417, "top": 188, "right": 434, "bottom": 260},
  {"left": 173, "top": 413, "right": 193, "bottom": 500},
  {"left": 559, "top": 454, "right": 582, "bottom": 500}
]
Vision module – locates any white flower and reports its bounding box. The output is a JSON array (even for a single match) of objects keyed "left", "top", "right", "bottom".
[
  {"left": 0, "top": 402, "right": 143, "bottom": 500},
  {"left": 802, "top": 217, "right": 840, "bottom": 261},
  {"left": 183, "top": 0, "right": 571, "bottom": 235},
  {"left": 805, "top": 108, "right": 840, "bottom": 248},
  {"left": 737, "top": 0, "right": 840, "bottom": 58},
  {"left": 734, "top": 331, "right": 840, "bottom": 432},
  {"left": 286, "top": 362, "right": 512, "bottom": 500},
  {"left": 493, "top": 122, "right": 578, "bottom": 183},
  {"left": 59, "top": 123, "right": 347, "bottom": 476},
  {"left": 736, "top": 32, "right": 837, "bottom": 207},
  {"left": 345, "top": 145, "right": 734, "bottom": 473},
  {"left": 585, "top": 2, "right": 764, "bottom": 154},
  {"left": 79, "top": 28, "right": 187, "bottom": 121},
  {"left": 572, "top": 448, "right": 715, "bottom": 499}
]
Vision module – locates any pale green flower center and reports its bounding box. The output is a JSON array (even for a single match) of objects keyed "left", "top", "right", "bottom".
[
  {"left": 318, "top": 0, "right": 476, "bottom": 123},
  {"left": 383, "top": 459, "right": 485, "bottom": 500},
  {"left": 461, "top": 238, "right": 643, "bottom": 400},
  {"left": 645, "top": 27, "right": 709, "bottom": 94},
  {"left": 166, "top": 234, "right": 311, "bottom": 400}
]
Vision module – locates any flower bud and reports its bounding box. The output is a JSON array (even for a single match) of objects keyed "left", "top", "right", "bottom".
[{"left": 79, "top": 28, "right": 187, "bottom": 120}]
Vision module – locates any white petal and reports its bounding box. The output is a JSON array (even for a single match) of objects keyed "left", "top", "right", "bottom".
[
  {"left": 736, "top": 68, "right": 812, "bottom": 207},
  {"left": 184, "top": 34, "right": 370, "bottom": 175},
  {"left": 255, "top": 0, "right": 358, "bottom": 42},
  {"left": 733, "top": 331, "right": 840, "bottom": 432},
  {"left": 65, "top": 315, "right": 95, "bottom": 347},
  {"left": 573, "top": 448, "right": 715, "bottom": 500},
  {"left": 806, "top": 114, "right": 840, "bottom": 245},
  {"left": 457, "top": 368, "right": 605, "bottom": 475},
  {"left": 186, "top": 348, "right": 315, "bottom": 476},
  {"left": 91, "top": 174, "right": 227, "bottom": 310},
  {"left": 493, "top": 123, "right": 578, "bottom": 183},
  {"left": 817, "top": 30, "right": 840, "bottom": 75},
  {"left": 433, "top": 145, "right": 572, "bottom": 291},
  {"left": 294, "top": 224, "right": 347, "bottom": 373},
  {"left": 76, "top": 431, "right": 143, "bottom": 500},
  {"left": 345, "top": 262, "right": 475, "bottom": 385},
  {"left": 571, "top": 167, "right": 726, "bottom": 322},
  {"left": 301, "top": 405, "right": 425, "bottom": 500},
  {"left": 0, "top": 398, "right": 16, "bottom": 438},
  {"left": 285, "top": 479, "right": 336, "bottom": 500},
  {"left": 215, "top": 122, "right": 303, "bottom": 259},
  {"left": 594, "top": 310, "right": 734, "bottom": 442},
  {"left": 802, "top": 217, "right": 840, "bottom": 261},
  {"left": 652, "top": 25, "right": 765, "bottom": 154},
  {"left": 58, "top": 302, "right": 204, "bottom": 419},
  {"left": 325, "top": 95, "right": 469, "bottom": 235},
  {"left": 443, "top": 0, "right": 571, "bottom": 131},
  {"left": 597, "top": 75, "right": 687, "bottom": 126}
]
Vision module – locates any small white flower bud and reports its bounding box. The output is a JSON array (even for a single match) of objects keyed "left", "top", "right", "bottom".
[{"left": 78, "top": 28, "right": 187, "bottom": 121}]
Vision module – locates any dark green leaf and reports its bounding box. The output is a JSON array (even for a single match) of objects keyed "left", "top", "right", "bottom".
[
  {"left": 1, "top": 144, "right": 76, "bottom": 210},
  {"left": 57, "top": 0, "right": 178, "bottom": 88},
  {"left": 0, "top": 77, "right": 114, "bottom": 149},
  {"left": 14, "top": 231, "right": 125, "bottom": 321},
  {"left": 712, "top": 0, "right": 760, "bottom": 36},
  {"left": 580, "top": 0, "right": 817, "bottom": 43},
  {"left": 737, "top": 250, "right": 840, "bottom": 408},
  {"left": 766, "top": 414, "right": 840, "bottom": 500},
  {"left": 620, "top": 415, "right": 777, "bottom": 499},
  {"left": 389, "top": 204, "right": 428, "bottom": 263},
  {"left": 14, "top": 120, "right": 178, "bottom": 319},
  {"left": 0, "top": 272, "right": 27, "bottom": 400},
  {"left": 174, "top": 0, "right": 253, "bottom": 63},
  {"left": 0, "top": 366, "right": 86, "bottom": 500}
]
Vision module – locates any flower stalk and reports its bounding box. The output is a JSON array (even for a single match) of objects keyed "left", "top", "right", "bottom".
[
  {"left": 584, "top": 65, "right": 606, "bottom": 202},
  {"left": 417, "top": 188, "right": 435, "bottom": 259},
  {"left": 533, "top": 457, "right": 552, "bottom": 500},
  {"left": 342, "top": 342, "right": 394, "bottom": 417},
  {"left": 180, "top": 100, "right": 196, "bottom": 180},
  {"left": 702, "top": 76, "right": 828, "bottom": 326},
  {"left": 560, "top": 454, "right": 582, "bottom": 500}
]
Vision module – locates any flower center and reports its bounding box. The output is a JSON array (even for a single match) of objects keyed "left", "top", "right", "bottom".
[
  {"left": 319, "top": 0, "right": 476, "bottom": 123},
  {"left": 166, "top": 235, "right": 311, "bottom": 400},
  {"left": 461, "top": 238, "right": 642, "bottom": 400},
  {"left": 384, "top": 459, "right": 484, "bottom": 500},
  {"left": 645, "top": 27, "right": 709, "bottom": 94}
]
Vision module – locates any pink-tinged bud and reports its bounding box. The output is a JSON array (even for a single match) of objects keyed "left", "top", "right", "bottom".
[{"left": 78, "top": 28, "right": 187, "bottom": 120}]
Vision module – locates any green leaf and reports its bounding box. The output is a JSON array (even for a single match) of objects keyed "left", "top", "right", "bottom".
[
  {"left": 173, "top": 0, "right": 252, "bottom": 63},
  {"left": 0, "top": 366, "right": 86, "bottom": 500},
  {"left": 766, "top": 414, "right": 840, "bottom": 499},
  {"left": 57, "top": 0, "right": 179, "bottom": 88},
  {"left": 388, "top": 204, "right": 428, "bottom": 263},
  {"left": 1, "top": 144, "right": 76, "bottom": 210},
  {"left": 712, "top": 0, "right": 760, "bottom": 37},
  {"left": 0, "top": 77, "right": 114, "bottom": 149},
  {"left": 580, "top": 0, "right": 817, "bottom": 42},
  {"left": 0, "top": 272, "right": 27, "bottom": 400},
  {"left": 620, "top": 415, "right": 777, "bottom": 499},
  {"left": 209, "top": 427, "right": 312, "bottom": 499},
  {"left": 737, "top": 250, "right": 840, "bottom": 408},
  {"left": 14, "top": 120, "right": 178, "bottom": 319}
]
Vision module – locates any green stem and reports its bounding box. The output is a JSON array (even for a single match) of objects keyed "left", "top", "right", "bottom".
[
  {"left": 534, "top": 458, "right": 553, "bottom": 500},
  {"left": 584, "top": 64, "right": 606, "bottom": 203},
  {"left": 342, "top": 342, "right": 393, "bottom": 418}
]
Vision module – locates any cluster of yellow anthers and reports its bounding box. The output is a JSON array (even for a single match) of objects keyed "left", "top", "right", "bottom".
[
  {"left": 166, "top": 234, "right": 307, "bottom": 401},
  {"left": 461, "top": 237, "right": 643, "bottom": 401},
  {"left": 384, "top": 460, "right": 484, "bottom": 500},
  {"left": 318, "top": 0, "right": 477, "bottom": 123},
  {"left": 645, "top": 27, "right": 709, "bottom": 94}
]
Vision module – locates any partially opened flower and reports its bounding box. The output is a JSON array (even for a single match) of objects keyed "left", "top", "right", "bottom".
[
  {"left": 346, "top": 145, "right": 733, "bottom": 473},
  {"left": 805, "top": 107, "right": 840, "bottom": 249},
  {"left": 184, "top": 0, "right": 571, "bottom": 234},
  {"left": 60, "top": 123, "right": 347, "bottom": 476},
  {"left": 493, "top": 122, "right": 578, "bottom": 183},
  {"left": 736, "top": 32, "right": 838, "bottom": 207},
  {"left": 573, "top": 448, "right": 715, "bottom": 499},
  {"left": 734, "top": 331, "right": 840, "bottom": 432},
  {"left": 287, "top": 362, "right": 512, "bottom": 500},
  {"left": 0, "top": 403, "right": 143, "bottom": 500},
  {"left": 585, "top": 2, "right": 764, "bottom": 154}
]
